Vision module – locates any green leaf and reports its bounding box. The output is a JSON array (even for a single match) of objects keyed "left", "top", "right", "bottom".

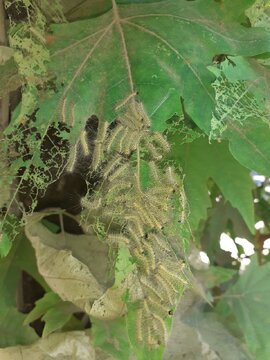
[
  {"left": 114, "top": 245, "right": 135, "bottom": 287},
  {"left": 224, "top": 258, "right": 270, "bottom": 359},
  {"left": 0, "top": 307, "right": 38, "bottom": 347},
  {"left": 24, "top": 292, "right": 61, "bottom": 325},
  {"left": 34, "top": 0, "right": 270, "bottom": 134},
  {"left": 170, "top": 137, "right": 255, "bottom": 232},
  {"left": 227, "top": 115, "right": 270, "bottom": 177},
  {"left": 0, "top": 233, "right": 48, "bottom": 346},
  {"left": 0, "top": 233, "right": 12, "bottom": 258},
  {"left": 24, "top": 291, "right": 73, "bottom": 337}
]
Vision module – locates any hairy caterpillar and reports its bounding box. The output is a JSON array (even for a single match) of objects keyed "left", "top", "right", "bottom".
[
  {"left": 149, "top": 233, "right": 171, "bottom": 253},
  {"left": 143, "top": 141, "right": 162, "bottom": 160},
  {"left": 152, "top": 132, "right": 171, "bottom": 153},
  {"left": 124, "top": 215, "right": 145, "bottom": 237},
  {"left": 81, "top": 196, "right": 102, "bottom": 212},
  {"left": 102, "top": 155, "right": 122, "bottom": 178},
  {"left": 165, "top": 166, "right": 178, "bottom": 187},
  {"left": 96, "top": 121, "right": 109, "bottom": 144},
  {"left": 148, "top": 161, "right": 160, "bottom": 182},
  {"left": 78, "top": 102, "right": 188, "bottom": 350},
  {"left": 140, "top": 276, "right": 164, "bottom": 301},
  {"left": 66, "top": 141, "right": 78, "bottom": 173},
  {"left": 108, "top": 162, "right": 129, "bottom": 182},
  {"left": 69, "top": 102, "right": 75, "bottom": 127},
  {"left": 159, "top": 263, "right": 188, "bottom": 286},
  {"left": 107, "top": 233, "right": 130, "bottom": 245},
  {"left": 80, "top": 130, "right": 90, "bottom": 156},
  {"left": 118, "top": 127, "right": 130, "bottom": 153},
  {"left": 147, "top": 295, "right": 171, "bottom": 319},
  {"left": 108, "top": 180, "right": 132, "bottom": 194},
  {"left": 133, "top": 248, "right": 151, "bottom": 274},
  {"left": 136, "top": 308, "right": 144, "bottom": 342},
  {"left": 155, "top": 274, "right": 175, "bottom": 305},
  {"left": 141, "top": 241, "right": 156, "bottom": 270},
  {"left": 105, "top": 124, "right": 124, "bottom": 151}
]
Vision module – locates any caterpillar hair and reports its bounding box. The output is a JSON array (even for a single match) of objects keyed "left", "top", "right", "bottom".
[{"left": 80, "top": 130, "right": 90, "bottom": 156}]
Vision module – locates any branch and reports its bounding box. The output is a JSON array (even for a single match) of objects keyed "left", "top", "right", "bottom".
[{"left": 0, "top": 0, "right": 10, "bottom": 129}]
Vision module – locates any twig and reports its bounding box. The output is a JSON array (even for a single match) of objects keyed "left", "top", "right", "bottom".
[{"left": 0, "top": 0, "right": 10, "bottom": 129}]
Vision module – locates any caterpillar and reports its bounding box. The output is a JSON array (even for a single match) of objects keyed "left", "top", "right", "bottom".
[
  {"left": 159, "top": 263, "right": 188, "bottom": 287},
  {"left": 107, "top": 233, "right": 130, "bottom": 245},
  {"left": 149, "top": 233, "right": 171, "bottom": 253},
  {"left": 154, "top": 274, "right": 175, "bottom": 305},
  {"left": 140, "top": 276, "right": 163, "bottom": 302},
  {"left": 96, "top": 121, "right": 109, "bottom": 145},
  {"left": 81, "top": 196, "right": 102, "bottom": 212},
  {"left": 143, "top": 141, "right": 162, "bottom": 160},
  {"left": 108, "top": 162, "right": 129, "bottom": 182},
  {"left": 77, "top": 103, "right": 188, "bottom": 350},
  {"left": 147, "top": 295, "right": 170, "bottom": 319},
  {"left": 133, "top": 248, "right": 150, "bottom": 274},
  {"left": 152, "top": 132, "right": 171, "bottom": 153},
  {"left": 80, "top": 130, "right": 90, "bottom": 156},
  {"left": 105, "top": 124, "right": 124, "bottom": 151},
  {"left": 141, "top": 241, "right": 156, "bottom": 270},
  {"left": 148, "top": 161, "right": 160, "bottom": 182},
  {"left": 102, "top": 155, "right": 122, "bottom": 179},
  {"left": 91, "top": 142, "right": 102, "bottom": 171},
  {"left": 66, "top": 141, "right": 78, "bottom": 173}
]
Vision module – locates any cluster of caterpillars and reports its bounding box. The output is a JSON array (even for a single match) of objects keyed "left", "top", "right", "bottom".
[{"left": 66, "top": 102, "right": 187, "bottom": 348}]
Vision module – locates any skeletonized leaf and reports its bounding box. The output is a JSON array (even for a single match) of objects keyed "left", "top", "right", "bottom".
[
  {"left": 25, "top": 217, "right": 106, "bottom": 314},
  {"left": 0, "top": 331, "right": 95, "bottom": 360},
  {"left": 34, "top": 0, "right": 270, "bottom": 133}
]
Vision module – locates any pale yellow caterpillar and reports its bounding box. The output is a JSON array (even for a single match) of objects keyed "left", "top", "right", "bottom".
[
  {"left": 118, "top": 127, "right": 130, "bottom": 153},
  {"left": 91, "top": 142, "right": 102, "bottom": 170},
  {"left": 102, "top": 155, "right": 122, "bottom": 178},
  {"left": 66, "top": 141, "right": 78, "bottom": 173},
  {"left": 149, "top": 233, "right": 171, "bottom": 253},
  {"left": 152, "top": 132, "right": 171, "bottom": 153},
  {"left": 108, "top": 180, "right": 132, "bottom": 194},
  {"left": 124, "top": 215, "right": 145, "bottom": 237},
  {"left": 147, "top": 295, "right": 171, "bottom": 319},
  {"left": 108, "top": 162, "right": 129, "bottom": 182},
  {"left": 134, "top": 203, "right": 155, "bottom": 228},
  {"left": 144, "top": 141, "right": 162, "bottom": 160},
  {"left": 81, "top": 197, "right": 102, "bottom": 212},
  {"left": 127, "top": 225, "right": 143, "bottom": 248},
  {"left": 140, "top": 276, "right": 163, "bottom": 301},
  {"left": 159, "top": 263, "right": 188, "bottom": 286},
  {"left": 155, "top": 274, "right": 175, "bottom": 305},
  {"left": 136, "top": 308, "right": 144, "bottom": 342},
  {"left": 80, "top": 130, "right": 90, "bottom": 156},
  {"left": 141, "top": 241, "right": 156, "bottom": 270},
  {"left": 165, "top": 166, "right": 178, "bottom": 187},
  {"left": 115, "top": 92, "right": 137, "bottom": 111},
  {"left": 59, "top": 96, "right": 67, "bottom": 124},
  {"left": 148, "top": 161, "right": 160, "bottom": 182},
  {"left": 69, "top": 102, "right": 75, "bottom": 127},
  {"left": 122, "top": 131, "right": 141, "bottom": 154},
  {"left": 157, "top": 268, "right": 179, "bottom": 294},
  {"left": 136, "top": 102, "right": 151, "bottom": 128},
  {"left": 133, "top": 248, "right": 150, "bottom": 274},
  {"left": 107, "top": 233, "right": 130, "bottom": 245},
  {"left": 152, "top": 313, "right": 168, "bottom": 345},
  {"left": 105, "top": 124, "right": 124, "bottom": 151},
  {"left": 96, "top": 121, "right": 109, "bottom": 144}
]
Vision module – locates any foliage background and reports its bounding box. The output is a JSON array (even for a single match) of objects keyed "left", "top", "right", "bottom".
[{"left": 1, "top": 0, "right": 270, "bottom": 359}]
